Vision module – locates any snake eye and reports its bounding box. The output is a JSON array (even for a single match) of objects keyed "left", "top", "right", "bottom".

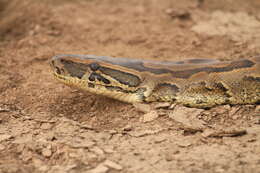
[
  {"left": 88, "top": 74, "right": 96, "bottom": 81},
  {"left": 56, "top": 67, "right": 61, "bottom": 74},
  {"left": 90, "top": 63, "right": 100, "bottom": 71}
]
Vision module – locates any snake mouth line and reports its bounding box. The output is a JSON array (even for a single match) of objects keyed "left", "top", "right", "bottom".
[
  {"left": 53, "top": 72, "right": 66, "bottom": 80},
  {"left": 52, "top": 72, "right": 144, "bottom": 94},
  {"left": 52, "top": 72, "right": 145, "bottom": 103}
]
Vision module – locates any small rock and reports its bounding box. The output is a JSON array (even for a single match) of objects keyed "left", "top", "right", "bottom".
[
  {"left": 154, "top": 136, "right": 167, "bottom": 143},
  {"left": 0, "top": 144, "right": 5, "bottom": 150},
  {"left": 169, "top": 106, "right": 205, "bottom": 129},
  {"left": 90, "top": 146, "right": 104, "bottom": 156},
  {"left": 154, "top": 102, "right": 171, "bottom": 109},
  {"left": 142, "top": 111, "right": 159, "bottom": 122},
  {"left": 41, "top": 123, "right": 52, "bottom": 130},
  {"left": 255, "top": 105, "right": 260, "bottom": 113},
  {"left": 103, "top": 146, "right": 114, "bottom": 154},
  {"left": 103, "top": 160, "right": 123, "bottom": 170},
  {"left": 212, "top": 105, "right": 230, "bottom": 114},
  {"left": 69, "top": 139, "right": 95, "bottom": 148},
  {"left": 69, "top": 152, "right": 79, "bottom": 158},
  {"left": 79, "top": 122, "right": 94, "bottom": 130},
  {"left": 38, "top": 165, "right": 49, "bottom": 172},
  {"left": 253, "top": 117, "right": 260, "bottom": 124},
  {"left": 44, "top": 132, "right": 56, "bottom": 141},
  {"left": 176, "top": 140, "right": 192, "bottom": 147},
  {"left": 0, "top": 105, "right": 10, "bottom": 112},
  {"left": 122, "top": 125, "right": 132, "bottom": 131},
  {"left": 169, "top": 104, "right": 177, "bottom": 110},
  {"left": 229, "top": 106, "right": 241, "bottom": 117},
  {"left": 201, "top": 129, "right": 215, "bottom": 138},
  {"left": 108, "top": 130, "right": 117, "bottom": 135},
  {"left": 0, "top": 134, "right": 12, "bottom": 142},
  {"left": 89, "top": 164, "right": 109, "bottom": 173},
  {"left": 42, "top": 148, "right": 52, "bottom": 157},
  {"left": 165, "top": 153, "right": 174, "bottom": 161},
  {"left": 164, "top": 148, "right": 179, "bottom": 161},
  {"left": 157, "top": 110, "right": 167, "bottom": 116},
  {"left": 133, "top": 103, "right": 152, "bottom": 113},
  {"left": 65, "top": 164, "right": 78, "bottom": 171},
  {"left": 130, "top": 129, "right": 162, "bottom": 137},
  {"left": 33, "top": 158, "right": 45, "bottom": 169}
]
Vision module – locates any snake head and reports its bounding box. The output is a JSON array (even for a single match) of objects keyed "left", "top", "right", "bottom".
[{"left": 50, "top": 54, "right": 153, "bottom": 103}]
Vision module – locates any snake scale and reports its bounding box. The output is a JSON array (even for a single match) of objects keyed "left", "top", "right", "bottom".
[{"left": 50, "top": 54, "right": 260, "bottom": 108}]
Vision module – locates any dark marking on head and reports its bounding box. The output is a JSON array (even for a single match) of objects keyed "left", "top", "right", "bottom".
[
  {"left": 61, "top": 59, "right": 88, "bottom": 79},
  {"left": 54, "top": 55, "right": 255, "bottom": 80},
  {"left": 105, "top": 86, "right": 124, "bottom": 92},
  {"left": 90, "top": 63, "right": 100, "bottom": 71},
  {"left": 188, "top": 59, "right": 214, "bottom": 64},
  {"left": 99, "top": 66, "right": 141, "bottom": 87},
  {"left": 89, "top": 72, "right": 111, "bottom": 84},
  {"left": 98, "top": 75, "right": 110, "bottom": 84},
  {"left": 171, "top": 59, "right": 255, "bottom": 78},
  {"left": 104, "top": 58, "right": 255, "bottom": 79},
  {"left": 88, "top": 83, "right": 95, "bottom": 88}
]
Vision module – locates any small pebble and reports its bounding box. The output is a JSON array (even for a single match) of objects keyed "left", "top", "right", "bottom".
[
  {"left": 122, "top": 125, "right": 132, "bottom": 131},
  {"left": 154, "top": 102, "right": 171, "bottom": 109},
  {"left": 154, "top": 136, "right": 167, "bottom": 143},
  {"left": 42, "top": 148, "right": 52, "bottom": 157},
  {"left": 142, "top": 111, "right": 159, "bottom": 122},
  {"left": 0, "top": 144, "right": 5, "bottom": 150},
  {"left": 0, "top": 134, "right": 12, "bottom": 142},
  {"left": 133, "top": 103, "right": 152, "bottom": 113},
  {"left": 90, "top": 146, "right": 105, "bottom": 156},
  {"left": 103, "top": 160, "right": 123, "bottom": 170},
  {"left": 89, "top": 164, "right": 109, "bottom": 173}
]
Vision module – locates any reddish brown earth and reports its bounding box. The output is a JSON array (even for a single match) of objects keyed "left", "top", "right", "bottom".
[{"left": 0, "top": 0, "right": 260, "bottom": 173}]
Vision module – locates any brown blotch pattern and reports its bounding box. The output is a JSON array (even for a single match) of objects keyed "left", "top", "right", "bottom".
[
  {"left": 99, "top": 66, "right": 141, "bottom": 87},
  {"left": 61, "top": 59, "right": 89, "bottom": 79},
  {"left": 170, "top": 59, "right": 255, "bottom": 78},
  {"left": 102, "top": 58, "right": 255, "bottom": 79}
]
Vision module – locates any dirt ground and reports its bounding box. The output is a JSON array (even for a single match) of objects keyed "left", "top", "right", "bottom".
[{"left": 0, "top": 0, "right": 260, "bottom": 173}]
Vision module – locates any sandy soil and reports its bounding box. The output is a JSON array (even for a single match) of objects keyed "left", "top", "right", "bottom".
[{"left": 0, "top": 0, "right": 260, "bottom": 173}]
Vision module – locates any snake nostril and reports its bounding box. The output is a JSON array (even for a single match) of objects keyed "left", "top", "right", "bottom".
[
  {"left": 56, "top": 67, "right": 61, "bottom": 74},
  {"left": 51, "top": 60, "right": 55, "bottom": 66}
]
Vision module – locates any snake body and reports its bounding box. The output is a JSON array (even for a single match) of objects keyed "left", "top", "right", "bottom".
[{"left": 50, "top": 54, "right": 260, "bottom": 108}]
